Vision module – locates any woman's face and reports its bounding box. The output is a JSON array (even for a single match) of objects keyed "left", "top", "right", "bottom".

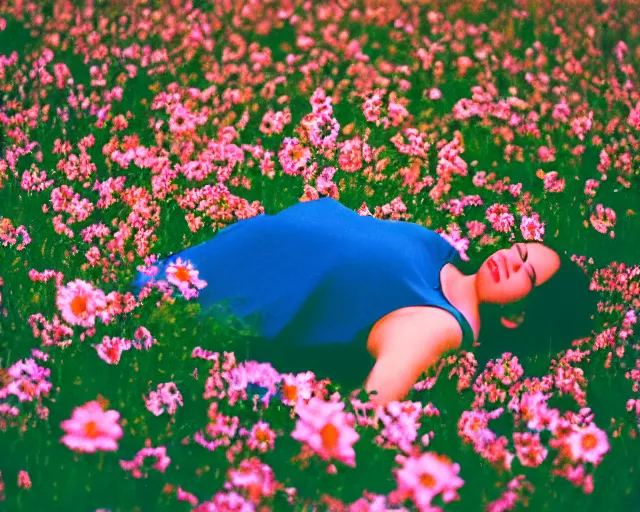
[{"left": 475, "top": 243, "right": 561, "bottom": 320}]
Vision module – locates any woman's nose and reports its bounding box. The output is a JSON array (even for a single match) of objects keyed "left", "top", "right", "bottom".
[{"left": 510, "top": 250, "right": 522, "bottom": 273}]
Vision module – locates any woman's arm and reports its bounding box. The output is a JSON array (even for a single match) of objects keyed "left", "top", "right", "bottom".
[{"left": 363, "top": 315, "right": 457, "bottom": 406}]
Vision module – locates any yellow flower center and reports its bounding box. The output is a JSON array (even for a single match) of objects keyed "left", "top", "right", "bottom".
[
  {"left": 402, "top": 404, "right": 417, "bottom": 415},
  {"left": 106, "top": 345, "right": 120, "bottom": 362},
  {"left": 581, "top": 433, "right": 598, "bottom": 450},
  {"left": 70, "top": 296, "right": 88, "bottom": 316},
  {"left": 255, "top": 429, "right": 270, "bottom": 443},
  {"left": 420, "top": 472, "right": 437, "bottom": 488},
  {"left": 174, "top": 266, "right": 190, "bottom": 282},
  {"left": 282, "top": 384, "right": 298, "bottom": 402},
  {"left": 320, "top": 423, "right": 339, "bottom": 450},
  {"left": 84, "top": 420, "right": 100, "bottom": 439},
  {"left": 19, "top": 381, "right": 36, "bottom": 397}
]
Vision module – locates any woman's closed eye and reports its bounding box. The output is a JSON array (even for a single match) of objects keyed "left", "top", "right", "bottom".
[
  {"left": 517, "top": 243, "right": 526, "bottom": 262},
  {"left": 517, "top": 244, "right": 536, "bottom": 286}
]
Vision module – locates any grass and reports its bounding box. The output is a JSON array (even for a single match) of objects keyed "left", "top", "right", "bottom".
[{"left": 1, "top": 0, "right": 640, "bottom": 511}]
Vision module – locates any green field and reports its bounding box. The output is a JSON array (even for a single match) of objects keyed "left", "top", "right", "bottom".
[{"left": 1, "top": 1, "right": 640, "bottom": 511}]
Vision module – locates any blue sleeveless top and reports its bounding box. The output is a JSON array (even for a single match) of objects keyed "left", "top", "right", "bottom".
[{"left": 133, "top": 197, "right": 474, "bottom": 387}]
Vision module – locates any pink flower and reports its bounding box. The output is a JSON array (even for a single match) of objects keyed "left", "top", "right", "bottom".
[
  {"left": 133, "top": 326, "right": 157, "bottom": 350},
  {"left": 1, "top": 358, "right": 52, "bottom": 404},
  {"left": 486, "top": 475, "right": 533, "bottom": 512},
  {"left": 278, "top": 137, "right": 312, "bottom": 176},
  {"left": 565, "top": 423, "right": 610, "bottom": 465},
  {"left": 193, "top": 491, "right": 254, "bottom": 512},
  {"left": 394, "top": 452, "right": 465, "bottom": 511},
  {"left": 376, "top": 401, "right": 423, "bottom": 453},
  {"left": 350, "top": 493, "right": 410, "bottom": 511},
  {"left": 244, "top": 420, "right": 276, "bottom": 453},
  {"left": 165, "top": 258, "right": 207, "bottom": 295},
  {"left": 520, "top": 213, "right": 546, "bottom": 241},
  {"left": 627, "top": 102, "right": 640, "bottom": 130},
  {"left": 278, "top": 371, "right": 315, "bottom": 406},
  {"left": 338, "top": 137, "right": 364, "bottom": 173},
  {"left": 60, "top": 401, "right": 123, "bottom": 453},
  {"left": 513, "top": 432, "right": 548, "bottom": 468},
  {"left": 225, "top": 457, "right": 278, "bottom": 503},
  {"left": 120, "top": 444, "right": 171, "bottom": 478},
  {"left": 291, "top": 397, "right": 360, "bottom": 467},
  {"left": 570, "top": 111, "right": 593, "bottom": 141},
  {"left": 17, "top": 470, "right": 31, "bottom": 490},
  {"left": 537, "top": 145, "right": 556, "bottom": 163},
  {"left": 177, "top": 487, "right": 199, "bottom": 506},
  {"left": 95, "top": 336, "right": 131, "bottom": 365},
  {"left": 429, "top": 88, "right": 442, "bottom": 100},
  {"left": 56, "top": 279, "right": 107, "bottom": 327},
  {"left": 143, "top": 382, "right": 183, "bottom": 416}
]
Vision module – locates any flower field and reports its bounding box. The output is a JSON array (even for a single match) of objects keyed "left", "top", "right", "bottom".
[{"left": 1, "top": 0, "right": 640, "bottom": 510}]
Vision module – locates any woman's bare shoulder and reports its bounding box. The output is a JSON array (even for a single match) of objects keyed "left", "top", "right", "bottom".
[{"left": 367, "top": 306, "right": 463, "bottom": 358}]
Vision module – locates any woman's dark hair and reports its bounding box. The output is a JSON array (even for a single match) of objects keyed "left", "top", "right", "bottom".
[{"left": 453, "top": 239, "right": 601, "bottom": 372}]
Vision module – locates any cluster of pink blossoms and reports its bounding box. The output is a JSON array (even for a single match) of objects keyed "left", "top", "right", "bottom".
[
  {"left": 0, "top": 218, "right": 31, "bottom": 250},
  {"left": 17, "top": 470, "right": 31, "bottom": 490},
  {"left": 0, "top": 358, "right": 52, "bottom": 419},
  {"left": 143, "top": 382, "right": 183, "bottom": 416},
  {"left": 119, "top": 442, "right": 171, "bottom": 479},
  {"left": 94, "top": 327, "right": 157, "bottom": 365},
  {"left": 373, "top": 400, "right": 430, "bottom": 453}
]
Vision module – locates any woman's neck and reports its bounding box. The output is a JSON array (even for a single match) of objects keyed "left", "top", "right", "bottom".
[
  {"left": 449, "top": 267, "right": 481, "bottom": 307},
  {"left": 441, "top": 264, "right": 482, "bottom": 342}
]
